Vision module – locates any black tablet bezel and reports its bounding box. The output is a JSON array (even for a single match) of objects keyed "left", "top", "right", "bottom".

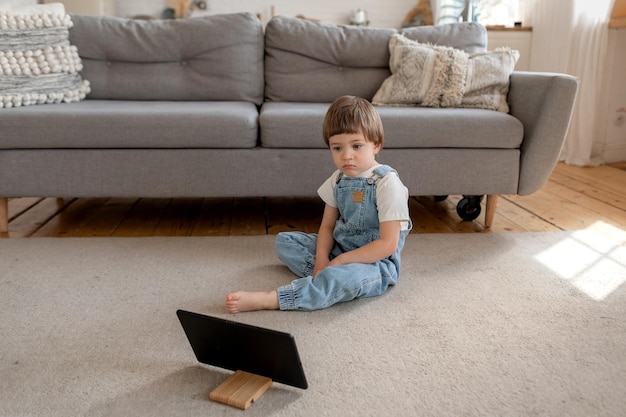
[{"left": 176, "top": 309, "right": 308, "bottom": 389}]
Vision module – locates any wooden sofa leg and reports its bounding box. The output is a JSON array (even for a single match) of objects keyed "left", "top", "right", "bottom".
[
  {"left": 484, "top": 195, "right": 498, "bottom": 229},
  {"left": 0, "top": 197, "right": 8, "bottom": 233}
]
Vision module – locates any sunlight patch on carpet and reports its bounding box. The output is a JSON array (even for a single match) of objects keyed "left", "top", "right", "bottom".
[{"left": 534, "top": 221, "right": 626, "bottom": 301}]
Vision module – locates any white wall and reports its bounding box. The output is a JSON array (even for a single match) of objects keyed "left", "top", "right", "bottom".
[
  {"left": 116, "top": 0, "right": 417, "bottom": 28},
  {"left": 595, "top": 28, "right": 626, "bottom": 163}
]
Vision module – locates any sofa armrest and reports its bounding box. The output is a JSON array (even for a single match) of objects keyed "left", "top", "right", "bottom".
[{"left": 508, "top": 72, "right": 579, "bottom": 195}]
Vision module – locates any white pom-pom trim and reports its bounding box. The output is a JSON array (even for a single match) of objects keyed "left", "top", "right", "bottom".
[
  {"left": 0, "top": 80, "right": 90, "bottom": 109},
  {"left": 0, "top": 45, "right": 82, "bottom": 76},
  {"left": 0, "top": 12, "right": 73, "bottom": 30}
]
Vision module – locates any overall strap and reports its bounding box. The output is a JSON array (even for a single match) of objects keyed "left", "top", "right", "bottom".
[
  {"left": 335, "top": 165, "right": 395, "bottom": 185},
  {"left": 368, "top": 165, "right": 395, "bottom": 184}
]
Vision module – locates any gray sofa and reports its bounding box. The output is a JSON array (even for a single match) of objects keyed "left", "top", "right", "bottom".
[{"left": 0, "top": 12, "right": 578, "bottom": 233}]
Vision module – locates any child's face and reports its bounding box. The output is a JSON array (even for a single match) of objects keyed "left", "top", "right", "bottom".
[{"left": 328, "top": 132, "right": 381, "bottom": 177}]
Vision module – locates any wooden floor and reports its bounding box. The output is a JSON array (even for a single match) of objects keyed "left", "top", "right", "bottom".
[{"left": 2, "top": 162, "right": 626, "bottom": 238}]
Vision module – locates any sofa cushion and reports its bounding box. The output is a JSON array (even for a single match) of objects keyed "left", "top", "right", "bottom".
[
  {"left": 260, "top": 103, "right": 327, "bottom": 147},
  {"left": 400, "top": 22, "right": 487, "bottom": 53},
  {"left": 376, "top": 106, "right": 523, "bottom": 148},
  {"left": 260, "top": 102, "right": 523, "bottom": 149},
  {"left": 264, "top": 18, "right": 488, "bottom": 104},
  {"left": 264, "top": 16, "right": 396, "bottom": 102},
  {"left": 69, "top": 13, "right": 264, "bottom": 105},
  {"left": 0, "top": 101, "right": 259, "bottom": 149}
]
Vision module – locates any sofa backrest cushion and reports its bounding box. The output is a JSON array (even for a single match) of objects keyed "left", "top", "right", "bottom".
[
  {"left": 264, "top": 16, "right": 397, "bottom": 102},
  {"left": 400, "top": 22, "right": 487, "bottom": 53},
  {"left": 69, "top": 13, "right": 264, "bottom": 104}
]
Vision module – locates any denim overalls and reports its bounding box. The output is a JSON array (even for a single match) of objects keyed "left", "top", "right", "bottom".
[{"left": 275, "top": 165, "right": 411, "bottom": 311}]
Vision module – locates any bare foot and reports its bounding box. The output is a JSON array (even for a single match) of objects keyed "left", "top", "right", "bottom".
[{"left": 225, "top": 290, "right": 279, "bottom": 313}]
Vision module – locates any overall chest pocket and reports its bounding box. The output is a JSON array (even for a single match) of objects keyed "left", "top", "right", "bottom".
[{"left": 335, "top": 184, "right": 369, "bottom": 230}]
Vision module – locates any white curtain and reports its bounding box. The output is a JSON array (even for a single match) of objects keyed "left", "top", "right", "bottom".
[{"left": 525, "top": 0, "right": 614, "bottom": 166}]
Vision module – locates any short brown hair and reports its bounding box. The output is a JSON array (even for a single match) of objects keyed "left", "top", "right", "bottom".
[{"left": 322, "top": 96, "right": 384, "bottom": 148}]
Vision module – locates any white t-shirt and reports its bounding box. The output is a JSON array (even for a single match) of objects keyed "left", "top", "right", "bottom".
[{"left": 317, "top": 164, "right": 411, "bottom": 231}]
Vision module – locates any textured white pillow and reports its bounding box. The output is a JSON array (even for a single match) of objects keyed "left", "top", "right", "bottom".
[
  {"left": 461, "top": 47, "right": 520, "bottom": 112},
  {"left": 373, "top": 34, "right": 519, "bottom": 112},
  {"left": 0, "top": 3, "right": 90, "bottom": 109}
]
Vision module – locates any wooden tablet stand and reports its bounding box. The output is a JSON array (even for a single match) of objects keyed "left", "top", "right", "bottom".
[{"left": 209, "top": 370, "right": 273, "bottom": 410}]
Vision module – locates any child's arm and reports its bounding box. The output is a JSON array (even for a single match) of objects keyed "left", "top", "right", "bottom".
[
  {"left": 329, "top": 220, "right": 401, "bottom": 267},
  {"left": 313, "top": 204, "right": 339, "bottom": 276}
]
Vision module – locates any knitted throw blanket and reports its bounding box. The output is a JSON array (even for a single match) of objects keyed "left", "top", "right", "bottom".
[{"left": 0, "top": 3, "right": 90, "bottom": 109}]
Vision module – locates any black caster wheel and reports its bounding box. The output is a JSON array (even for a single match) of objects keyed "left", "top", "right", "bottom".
[
  {"left": 434, "top": 195, "right": 448, "bottom": 202},
  {"left": 456, "top": 195, "right": 483, "bottom": 221}
]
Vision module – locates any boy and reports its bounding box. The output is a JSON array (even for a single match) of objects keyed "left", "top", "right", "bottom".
[{"left": 226, "top": 95, "right": 411, "bottom": 312}]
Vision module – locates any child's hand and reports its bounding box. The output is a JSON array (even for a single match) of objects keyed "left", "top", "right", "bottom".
[{"left": 313, "top": 259, "right": 330, "bottom": 277}]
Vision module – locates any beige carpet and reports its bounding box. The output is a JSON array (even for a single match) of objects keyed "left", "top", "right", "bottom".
[{"left": 1, "top": 228, "right": 625, "bottom": 417}]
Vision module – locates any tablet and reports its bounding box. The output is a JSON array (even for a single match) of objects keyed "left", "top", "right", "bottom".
[{"left": 176, "top": 310, "right": 308, "bottom": 389}]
